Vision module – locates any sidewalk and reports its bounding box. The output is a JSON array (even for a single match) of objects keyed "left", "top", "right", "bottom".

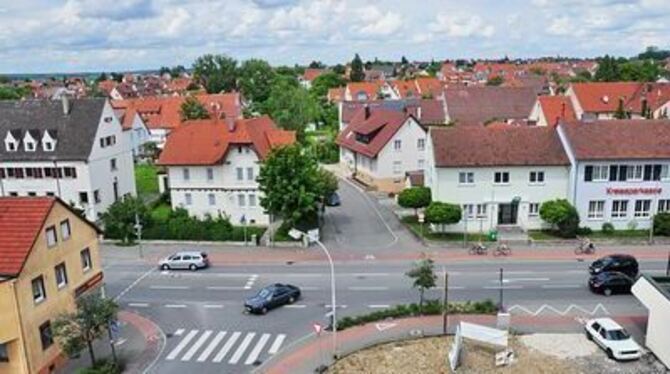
[
  {"left": 57, "top": 310, "right": 164, "bottom": 374},
  {"left": 257, "top": 313, "right": 648, "bottom": 374}
]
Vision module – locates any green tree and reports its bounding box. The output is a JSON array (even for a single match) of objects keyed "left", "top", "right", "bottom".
[
  {"left": 637, "top": 46, "right": 670, "bottom": 61},
  {"left": 180, "top": 96, "right": 210, "bottom": 121},
  {"left": 262, "top": 78, "right": 319, "bottom": 140},
  {"left": 401, "top": 56, "right": 409, "bottom": 65},
  {"left": 424, "top": 202, "right": 462, "bottom": 225},
  {"left": 94, "top": 73, "right": 108, "bottom": 83},
  {"left": 316, "top": 168, "right": 338, "bottom": 202},
  {"left": 350, "top": 53, "right": 365, "bottom": 82},
  {"left": 398, "top": 187, "right": 432, "bottom": 216},
  {"left": 258, "top": 144, "right": 322, "bottom": 226},
  {"left": 539, "top": 199, "right": 580, "bottom": 238},
  {"left": 308, "top": 60, "right": 325, "bottom": 69},
  {"left": 159, "top": 66, "right": 171, "bottom": 76},
  {"left": 332, "top": 64, "right": 346, "bottom": 75},
  {"left": 110, "top": 72, "right": 123, "bottom": 82},
  {"left": 594, "top": 55, "right": 621, "bottom": 82},
  {"left": 170, "top": 65, "right": 186, "bottom": 78},
  {"left": 486, "top": 76, "right": 504, "bottom": 86},
  {"left": 653, "top": 213, "right": 670, "bottom": 236},
  {"left": 238, "top": 59, "right": 276, "bottom": 104},
  {"left": 405, "top": 257, "right": 437, "bottom": 313},
  {"left": 0, "top": 75, "right": 10, "bottom": 84},
  {"left": 192, "top": 54, "right": 238, "bottom": 93},
  {"left": 0, "top": 86, "right": 27, "bottom": 100},
  {"left": 310, "top": 72, "right": 346, "bottom": 100},
  {"left": 52, "top": 294, "right": 119, "bottom": 366},
  {"left": 613, "top": 98, "right": 629, "bottom": 119},
  {"left": 101, "top": 196, "right": 149, "bottom": 244}
]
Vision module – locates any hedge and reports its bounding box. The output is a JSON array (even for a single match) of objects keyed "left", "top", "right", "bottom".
[{"left": 337, "top": 299, "right": 497, "bottom": 330}]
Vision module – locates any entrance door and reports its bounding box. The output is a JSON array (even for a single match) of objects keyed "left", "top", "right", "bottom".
[{"left": 498, "top": 203, "right": 518, "bottom": 225}]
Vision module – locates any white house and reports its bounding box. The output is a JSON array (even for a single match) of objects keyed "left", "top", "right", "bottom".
[
  {"left": 528, "top": 96, "right": 577, "bottom": 127},
  {"left": 632, "top": 274, "right": 670, "bottom": 370},
  {"left": 556, "top": 119, "right": 670, "bottom": 230},
  {"left": 336, "top": 107, "right": 426, "bottom": 193},
  {"left": 156, "top": 116, "right": 295, "bottom": 225},
  {"left": 426, "top": 126, "right": 570, "bottom": 233},
  {"left": 0, "top": 97, "right": 137, "bottom": 222},
  {"left": 566, "top": 82, "right": 670, "bottom": 120},
  {"left": 112, "top": 108, "right": 151, "bottom": 157}
]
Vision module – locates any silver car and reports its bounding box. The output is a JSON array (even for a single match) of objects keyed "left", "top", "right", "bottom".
[{"left": 158, "top": 251, "right": 209, "bottom": 271}]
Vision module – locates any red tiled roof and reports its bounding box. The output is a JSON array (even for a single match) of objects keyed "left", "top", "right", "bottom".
[
  {"left": 560, "top": 120, "right": 670, "bottom": 160},
  {"left": 415, "top": 77, "right": 444, "bottom": 98},
  {"left": 327, "top": 87, "right": 344, "bottom": 103},
  {"left": 444, "top": 86, "right": 537, "bottom": 126},
  {"left": 302, "top": 69, "right": 325, "bottom": 82},
  {"left": 336, "top": 109, "right": 417, "bottom": 158},
  {"left": 392, "top": 80, "right": 419, "bottom": 99},
  {"left": 430, "top": 126, "right": 569, "bottom": 167},
  {"left": 0, "top": 197, "right": 55, "bottom": 276},
  {"left": 341, "top": 100, "right": 446, "bottom": 125},
  {"left": 157, "top": 116, "right": 295, "bottom": 165},
  {"left": 570, "top": 82, "right": 640, "bottom": 113},
  {"left": 346, "top": 82, "right": 382, "bottom": 101},
  {"left": 538, "top": 96, "right": 576, "bottom": 126}
]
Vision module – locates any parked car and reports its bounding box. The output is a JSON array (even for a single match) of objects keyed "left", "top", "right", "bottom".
[
  {"left": 158, "top": 251, "right": 209, "bottom": 271},
  {"left": 584, "top": 318, "right": 641, "bottom": 361},
  {"left": 326, "top": 192, "right": 341, "bottom": 207},
  {"left": 244, "top": 283, "right": 301, "bottom": 314},
  {"left": 588, "top": 271, "right": 634, "bottom": 296},
  {"left": 589, "top": 254, "right": 639, "bottom": 278}
]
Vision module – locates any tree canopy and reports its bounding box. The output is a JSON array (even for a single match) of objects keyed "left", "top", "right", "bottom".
[
  {"left": 309, "top": 72, "right": 346, "bottom": 100},
  {"left": 350, "top": 53, "right": 365, "bottom": 82},
  {"left": 101, "top": 196, "right": 149, "bottom": 244},
  {"left": 406, "top": 257, "right": 437, "bottom": 312},
  {"left": 238, "top": 59, "right": 276, "bottom": 103},
  {"left": 594, "top": 55, "right": 663, "bottom": 82},
  {"left": 424, "top": 202, "right": 461, "bottom": 225},
  {"left": 398, "top": 187, "right": 432, "bottom": 215},
  {"left": 180, "top": 96, "right": 210, "bottom": 121},
  {"left": 192, "top": 54, "right": 238, "bottom": 93},
  {"left": 539, "top": 199, "right": 580, "bottom": 238},
  {"left": 261, "top": 77, "right": 319, "bottom": 140}
]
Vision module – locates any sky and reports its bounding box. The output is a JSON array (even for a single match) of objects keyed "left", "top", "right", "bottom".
[{"left": 1, "top": 0, "right": 669, "bottom": 74}]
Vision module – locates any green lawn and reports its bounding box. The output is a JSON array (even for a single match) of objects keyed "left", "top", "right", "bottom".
[
  {"left": 529, "top": 229, "right": 650, "bottom": 240},
  {"left": 401, "top": 216, "right": 493, "bottom": 242},
  {"left": 135, "top": 164, "right": 159, "bottom": 198}
]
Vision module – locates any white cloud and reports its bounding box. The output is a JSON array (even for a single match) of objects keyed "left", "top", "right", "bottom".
[
  {"left": 355, "top": 6, "right": 403, "bottom": 36},
  {"left": 429, "top": 13, "right": 494, "bottom": 38}
]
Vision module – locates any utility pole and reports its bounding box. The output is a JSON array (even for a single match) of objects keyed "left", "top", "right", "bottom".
[
  {"left": 649, "top": 213, "right": 655, "bottom": 245},
  {"left": 442, "top": 267, "right": 448, "bottom": 334},
  {"left": 666, "top": 251, "right": 670, "bottom": 277},
  {"left": 499, "top": 268, "right": 504, "bottom": 312},
  {"left": 134, "top": 214, "right": 143, "bottom": 259}
]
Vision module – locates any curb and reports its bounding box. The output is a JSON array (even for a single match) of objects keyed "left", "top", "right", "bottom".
[{"left": 117, "top": 310, "right": 166, "bottom": 374}]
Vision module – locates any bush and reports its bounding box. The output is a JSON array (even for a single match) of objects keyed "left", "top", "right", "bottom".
[
  {"left": 601, "top": 222, "right": 615, "bottom": 235},
  {"left": 424, "top": 202, "right": 461, "bottom": 225},
  {"left": 654, "top": 213, "right": 670, "bottom": 236},
  {"left": 75, "top": 359, "right": 123, "bottom": 374},
  {"left": 397, "top": 187, "right": 432, "bottom": 214},
  {"left": 539, "top": 199, "right": 580, "bottom": 238}
]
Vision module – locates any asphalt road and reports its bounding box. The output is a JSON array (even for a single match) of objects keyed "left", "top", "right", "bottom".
[{"left": 102, "top": 258, "right": 668, "bottom": 374}]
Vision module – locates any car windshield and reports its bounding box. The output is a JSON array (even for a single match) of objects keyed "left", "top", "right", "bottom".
[
  {"left": 258, "top": 289, "right": 272, "bottom": 298},
  {"left": 606, "top": 329, "right": 630, "bottom": 340}
]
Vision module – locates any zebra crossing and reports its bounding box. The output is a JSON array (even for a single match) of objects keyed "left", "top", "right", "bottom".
[{"left": 165, "top": 329, "right": 286, "bottom": 366}]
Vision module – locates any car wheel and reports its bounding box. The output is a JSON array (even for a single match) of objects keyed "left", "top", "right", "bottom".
[
  {"left": 586, "top": 332, "right": 592, "bottom": 341},
  {"left": 606, "top": 348, "right": 614, "bottom": 360},
  {"left": 604, "top": 288, "right": 612, "bottom": 296},
  {"left": 288, "top": 296, "right": 295, "bottom": 304},
  {"left": 261, "top": 307, "right": 268, "bottom": 315},
  {"left": 161, "top": 264, "right": 170, "bottom": 271},
  {"left": 189, "top": 264, "right": 197, "bottom": 271}
]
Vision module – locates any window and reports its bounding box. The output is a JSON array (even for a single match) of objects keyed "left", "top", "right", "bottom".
[
  {"left": 494, "top": 171, "right": 509, "bottom": 184},
  {"left": 529, "top": 203, "right": 540, "bottom": 217},
  {"left": 185, "top": 193, "right": 192, "bottom": 205},
  {"left": 99, "top": 138, "right": 105, "bottom": 148},
  {"left": 611, "top": 200, "right": 628, "bottom": 218},
  {"left": 28, "top": 192, "right": 37, "bottom": 197},
  {"left": 588, "top": 201, "right": 605, "bottom": 219},
  {"left": 93, "top": 190, "right": 101, "bottom": 203},
  {"left": 417, "top": 159, "right": 425, "bottom": 169},
  {"left": 182, "top": 168, "right": 190, "bottom": 181},
  {"left": 249, "top": 194, "right": 257, "bottom": 207},
  {"left": 658, "top": 199, "right": 670, "bottom": 213},
  {"left": 9, "top": 192, "right": 18, "bottom": 196},
  {"left": 207, "top": 168, "right": 214, "bottom": 181},
  {"left": 110, "top": 158, "right": 117, "bottom": 171},
  {"left": 247, "top": 167, "right": 254, "bottom": 181},
  {"left": 393, "top": 139, "right": 402, "bottom": 151},
  {"left": 54, "top": 263, "right": 68, "bottom": 289},
  {"left": 44, "top": 141, "right": 53, "bottom": 151},
  {"left": 634, "top": 200, "right": 652, "bottom": 218},
  {"left": 236, "top": 167, "right": 244, "bottom": 181},
  {"left": 393, "top": 161, "right": 402, "bottom": 174},
  {"left": 626, "top": 165, "right": 643, "bottom": 181},
  {"left": 46, "top": 226, "right": 57, "bottom": 247},
  {"left": 60, "top": 219, "right": 71, "bottom": 240},
  {"left": 417, "top": 138, "right": 425, "bottom": 151},
  {"left": 462, "top": 204, "right": 474, "bottom": 219},
  {"left": 32, "top": 276, "right": 46, "bottom": 303},
  {"left": 46, "top": 192, "right": 55, "bottom": 197},
  {"left": 63, "top": 167, "right": 77, "bottom": 178},
  {"left": 529, "top": 171, "right": 545, "bottom": 184},
  {"left": 25, "top": 142, "right": 35, "bottom": 151},
  {"left": 208, "top": 193, "right": 216, "bottom": 206},
  {"left": 79, "top": 192, "right": 89, "bottom": 204},
  {"left": 0, "top": 343, "right": 8, "bottom": 362},
  {"left": 476, "top": 204, "right": 487, "bottom": 218},
  {"left": 459, "top": 172, "right": 474, "bottom": 185},
  {"left": 238, "top": 194, "right": 246, "bottom": 207},
  {"left": 6, "top": 142, "right": 15, "bottom": 151},
  {"left": 584, "top": 165, "right": 608, "bottom": 182},
  {"left": 39, "top": 322, "right": 53, "bottom": 350},
  {"left": 80, "top": 248, "right": 92, "bottom": 271},
  {"left": 662, "top": 165, "right": 669, "bottom": 181}
]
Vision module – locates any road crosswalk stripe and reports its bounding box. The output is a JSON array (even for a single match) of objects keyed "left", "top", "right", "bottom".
[
  {"left": 174, "top": 329, "right": 185, "bottom": 336},
  {"left": 244, "top": 333, "right": 271, "bottom": 365},
  {"left": 212, "top": 331, "right": 241, "bottom": 363},
  {"left": 166, "top": 330, "right": 198, "bottom": 360},
  {"left": 268, "top": 334, "right": 286, "bottom": 355},
  {"left": 181, "top": 330, "right": 212, "bottom": 361},
  {"left": 229, "top": 332, "right": 256, "bottom": 364},
  {"left": 197, "top": 332, "right": 226, "bottom": 362}
]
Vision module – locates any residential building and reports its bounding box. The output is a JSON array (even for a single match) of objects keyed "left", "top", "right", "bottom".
[
  {"left": 0, "top": 98, "right": 136, "bottom": 222},
  {"left": 112, "top": 106, "right": 151, "bottom": 157},
  {"left": 632, "top": 274, "right": 670, "bottom": 370},
  {"left": 426, "top": 126, "right": 570, "bottom": 233},
  {"left": 566, "top": 82, "right": 670, "bottom": 120},
  {"left": 528, "top": 96, "right": 577, "bottom": 126},
  {"left": 557, "top": 120, "right": 670, "bottom": 230},
  {"left": 391, "top": 78, "right": 445, "bottom": 100},
  {"left": 344, "top": 82, "right": 398, "bottom": 101},
  {"left": 156, "top": 116, "right": 295, "bottom": 225},
  {"left": 444, "top": 86, "right": 537, "bottom": 126},
  {"left": 0, "top": 197, "right": 103, "bottom": 374},
  {"left": 299, "top": 69, "right": 325, "bottom": 89},
  {"left": 339, "top": 99, "right": 447, "bottom": 131},
  {"left": 337, "top": 108, "right": 426, "bottom": 193}
]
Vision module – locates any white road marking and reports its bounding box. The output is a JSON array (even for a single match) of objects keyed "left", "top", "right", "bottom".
[
  {"left": 164, "top": 304, "right": 187, "bottom": 308},
  {"left": 150, "top": 285, "right": 190, "bottom": 290},
  {"left": 114, "top": 338, "right": 127, "bottom": 346},
  {"left": 166, "top": 330, "right": 199, "bottom": 360},
  {"left": 436, "top": 286, "right": 466, "bottom": 290},
  {"left": 229, "top": 332, "right": 256, "bottom": 364},
  {"left": 541, "top": 285, "right": 581, "bottom": 289},
  {"left": 352, "top": 273, "right": 390, "bottom": 277},
  {"left": 348, "top": 286, "right": 388, "bottom": 291},
  {"left": 508, "top": 303, "right": 610, "bottom": 317},
  {"left": 128, "top": 303, "right": 149, "bottom": 308},
  {"left": 213, "top": 331, "right": 241, "bottom": 363},
  {"left": 174, "top": 329, "right": 185, "bottom": 336},
  {"left": 325, "top": 304, "right": 348, "bottom": 309},
  {"left": 268, "top": 334, "right": 286, "bottom": 355},
  {"left": 181, "top": 330, "right": 212, "bottom": 361},
  {"left": 207, "top": 286, "right": 245, "bottom": 290},
  {"left": 114, "top": 267, "right": 154, "bottom": 301},
  {"left": 483, "top": 286, "right": 524, "bottom": 290},
  {"left": 203, "top": 304, "right": 224, "bottom": 309},
  {"left": 284, "top": 304, "right": 307, "bottom": 308},
  {"left": 245, "top": 333, "right": 271, "bottom": 365},
  {"left": 368, "top": 304, "right": 390, "bottom": 309},
  {"left": 197, "top": 331, "right": 226, "bottom": 362},
  {"left": 244, "top": 274, "right": 259, "bottom": 290}
]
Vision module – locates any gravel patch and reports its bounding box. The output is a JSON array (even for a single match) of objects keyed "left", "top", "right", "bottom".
[{"left": 520, "top": 333, "right": 597, "bottom": 359}]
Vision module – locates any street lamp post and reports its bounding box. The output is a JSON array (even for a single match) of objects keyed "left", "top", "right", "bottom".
[
  {"left": 314, "top": 239, "right": 338, "bottom": 359},
  {"left": 134, "top": 214, "right": 143, "bottom": 259}
]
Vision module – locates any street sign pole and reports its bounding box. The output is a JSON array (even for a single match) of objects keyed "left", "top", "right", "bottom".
[
  {"left": 134, "top": 214, "right": 143, "bottom": 259},
  {"left": 442, "top": 267, "right": 448, "bottom": 334},
  {"left": 499, "top": 268, "right": 504, "bottom": 312},
  {"left": 666, "top": 251, "right": 670, "bottom": 276},
  {"left": 107, "top": 321, "right": 118, "bottom": 364}
]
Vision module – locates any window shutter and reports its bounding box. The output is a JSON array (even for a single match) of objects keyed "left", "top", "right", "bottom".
[
  {"left": 644, "top": 165, "right": 652, "bottom": 181},
  {"left": 584, "top": 165, "right": 593, "bottom": 182},
  {"left": 653, "top": 165, "right": 662, "bottom": 181},
  {"left": 609, "top": 165, "right": 618, "bottom": 181},
  {"left": 618, "top": 165, "right": 627, "bottom": 181}
]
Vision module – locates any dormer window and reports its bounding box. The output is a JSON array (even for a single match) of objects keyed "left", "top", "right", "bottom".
[
  {"left": 23, "top": 131, "right": 37, "bottom": 152},
  {"left": 42, "top": 130, "right": 57, "bottom": 152},
  {"left": 5, "top": 131, "right": 18, "bottom": 152},
  {"left": 25, "top": 141, "right": 36, "bottom": 152}
]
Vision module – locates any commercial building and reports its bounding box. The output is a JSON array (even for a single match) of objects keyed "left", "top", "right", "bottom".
[{"left": 0, "top": 197, "right": 103, "bottom": 374}]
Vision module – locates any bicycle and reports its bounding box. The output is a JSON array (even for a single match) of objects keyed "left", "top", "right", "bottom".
[
  {"left": 468, "top": 242, "right": 488, "bottom": 255},
  {"left": 494, "top": 242, "right": 512, "bottom": 256},
  {"left": 574, "top": 236, "right": 596, "bottom": 255}
]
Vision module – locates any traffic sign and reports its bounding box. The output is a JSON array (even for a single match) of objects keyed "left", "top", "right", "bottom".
[{"left": 313, "top": 322, "right": 323, "bottom": 335}]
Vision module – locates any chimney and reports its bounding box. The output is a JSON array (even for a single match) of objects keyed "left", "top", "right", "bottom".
[
  {"left": 364, "top": 104, "right": 371, "bottom": 119},
  {"left": 417, "top": 107, "right": 422, "bottom": 120},
  {"left": 61, "top": 95, "right": 71, "bottom": 115},
  {"left": 227, "top": 118, "right": 236, "bottom": 132},
  {"left": 560, "top": 102, "right": 566, "bottom": 118}
]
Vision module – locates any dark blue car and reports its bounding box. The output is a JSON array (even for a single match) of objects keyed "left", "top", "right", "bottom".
[{"left": 244, "top": 284, "right": 301, "bottom": 314}]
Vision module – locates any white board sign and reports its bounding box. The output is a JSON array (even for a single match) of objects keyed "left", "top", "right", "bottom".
[{"left": 460, "top": 321, "right": 508, "bottom": 347}]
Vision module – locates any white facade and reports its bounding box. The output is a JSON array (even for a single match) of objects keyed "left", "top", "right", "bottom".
[
  {"left": 632, "top": 276, "right": 670, "bottom": 370},
  {"left": 122, "top": 112, "right": 151, "bottom": 157},
  {"left": 0, "top": 102, "right": 136, "bottom": 222},
  {"left": 528, "top": 100, "right": 549, "bottom": 126},
  {"left": 165, "top": 145, "right": 268, "bottom": 225}
]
